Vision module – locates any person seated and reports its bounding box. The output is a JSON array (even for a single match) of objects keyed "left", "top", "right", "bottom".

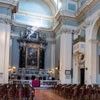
[
  {"left": 31, "top": 76, "right": 36, "bottom": 80},
  {"left": 52, "top": 77, "right": 55, "bottom": 80}
]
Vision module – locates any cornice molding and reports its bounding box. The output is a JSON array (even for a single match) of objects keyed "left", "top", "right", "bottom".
[
  {"left": 76, "top": 0, "right": 99, "bottom": 20},
  {"left": 0, "top": 0, "right": 17, "bottom": 9},
  {"left": 12, "top": 20, "right": 55, "bottom": 33},
  {"left": 17, "top": 11, "right": 53, "bottom": 19},
  {"left": 61, "top": 28, "right": 72, "bottom": 34},
  {"left": 60, "top": 10, "right": 76, "bottom": 18},
  {"left": 0, "top": 14, "right": 11, "bottom": 24}
]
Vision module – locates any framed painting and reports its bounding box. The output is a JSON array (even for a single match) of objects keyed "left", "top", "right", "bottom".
[{"left": 26, "top": 44, "right": 39, "bottom": 68}]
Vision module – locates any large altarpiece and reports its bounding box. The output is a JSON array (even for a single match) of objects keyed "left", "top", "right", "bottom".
[
  {"left": 17, "top": 27, "right": 47, "bottom": 69},
  {"left": 26, "top": 44, "right": 40, "bottom": 69}
]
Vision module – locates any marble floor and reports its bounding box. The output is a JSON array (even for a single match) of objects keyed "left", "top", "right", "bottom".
[{"left": 34, "top": 89, "right": 66, "bottom": 100}]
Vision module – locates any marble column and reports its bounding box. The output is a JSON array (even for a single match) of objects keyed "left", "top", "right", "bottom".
[
  {"left": 60, "top": 28, "right": 73, "bottom": 84},
  {"left": 0, "top": 22, "right": 11, "bottom": 83}
]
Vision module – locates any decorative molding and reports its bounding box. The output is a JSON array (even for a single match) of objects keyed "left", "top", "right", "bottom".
[
  {"left": 61, "top": 26, "right": 76, "bottom": 34},
  {"left": 62, "top": 28, "right": 72, "bottom": 34},
  {"left": 0, "top": 0, "right": 17, "bottom": 9},
  {"left": 0, "top": 18, "right": 11, "bottom": 24},
  {"left": 18, "top": 11, "right": 53, "bottom": 19}
]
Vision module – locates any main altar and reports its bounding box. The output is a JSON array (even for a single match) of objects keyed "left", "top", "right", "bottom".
[{"left": 17, "top": 27, "right": 47, "bottom": 79}]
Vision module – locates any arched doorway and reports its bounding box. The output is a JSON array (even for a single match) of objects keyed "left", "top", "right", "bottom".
[
  {"left": 86, "top": 17, "right": 100, "bottom": 84},
  {"left": 96, "top": 26, "right": 100, "bottom": 83}
]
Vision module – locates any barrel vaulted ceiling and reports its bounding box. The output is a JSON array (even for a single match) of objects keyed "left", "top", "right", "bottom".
[
  {"left": 17, "top": 0, "right": 62, "bottom": 16},
  {"left": 44, "top": 0, "right": 62, "bottom": 15},
  {"left": 13, "top": 0, "right": 62, "bottom": 28}
]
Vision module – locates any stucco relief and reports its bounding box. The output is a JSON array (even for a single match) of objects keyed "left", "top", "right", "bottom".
[{"left": 75, "top": 53, "right": 85, "bottom": 68}]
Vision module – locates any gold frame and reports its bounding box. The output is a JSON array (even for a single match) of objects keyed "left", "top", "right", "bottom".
[{"left": 26, "top": 43, "right": 40, "bottom": 69}]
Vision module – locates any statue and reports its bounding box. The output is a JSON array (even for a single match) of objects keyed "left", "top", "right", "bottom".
[{"left": 78, "top": 53, "right": 85, "bottom": 68}]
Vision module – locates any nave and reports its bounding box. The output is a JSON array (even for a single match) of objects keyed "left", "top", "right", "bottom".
[{"left": 34, "top": 89, "right": 65, "bottom": 100}]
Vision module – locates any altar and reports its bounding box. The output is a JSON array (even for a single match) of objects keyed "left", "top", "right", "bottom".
[
  {"left": 32, "top": 80, "right": 40, "bottom": 87},
  {"left": 12, "top": 80, "right": 59, "bottom": 88}
]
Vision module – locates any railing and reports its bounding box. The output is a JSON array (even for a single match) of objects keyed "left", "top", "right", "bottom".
[
  {"left": 11, "top": 80, "right": 59, "bottom": 88},
  {"left": 40, "top": 80, "right": 59, "bottom": 88}
]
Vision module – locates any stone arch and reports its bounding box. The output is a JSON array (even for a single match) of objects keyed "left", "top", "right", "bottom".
[
  {"left": 90, "top": 16, "right": 100, "bottom": 40},
  {"left": 85, "top": 13, "right": 100, "bottom": 84},
  {"left": 88, "top": 16, "right": 100, "bottom": 84}
]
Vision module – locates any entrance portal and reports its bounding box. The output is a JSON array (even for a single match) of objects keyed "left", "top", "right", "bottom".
[{"left": 80, "top": 68, "right": 85, "bottom": 85}]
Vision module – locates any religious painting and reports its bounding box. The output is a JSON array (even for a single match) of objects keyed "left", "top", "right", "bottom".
[{"left": 26, "top": 45, "right": 39, "bottom": 68}]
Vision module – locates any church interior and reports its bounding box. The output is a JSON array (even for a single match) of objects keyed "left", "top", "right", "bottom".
[{"left": 0, "top": 0, "right": 100, "bottom": 99}]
